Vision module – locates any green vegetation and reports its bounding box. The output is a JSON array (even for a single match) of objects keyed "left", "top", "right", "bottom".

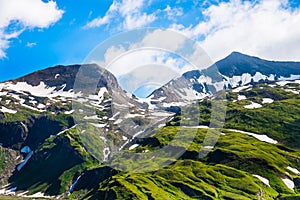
[
  {"left": 80, "top": 124, "right": 299, "bottom": 199},
  {"left": 173, "top": 84, "right": 300, "bottom": 148},
  {"left": 225, "top": 85, "right": 300, "bottom": 148},
  {"left": 1, "top": 82, "right": 300, "bottom": 199}
]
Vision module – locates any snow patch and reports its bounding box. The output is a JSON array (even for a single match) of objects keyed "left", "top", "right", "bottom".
[
  {"left": 98, "top": 87, "right": 108, "bottom": 100},
  {"left": 253, "top": 175, "right": 270, "bottom": 187},
  {"left": 295, "top": 80, "right": 300, "bottom": 84},
  {"left": 232, "top": 85, "right": 252, "bottom": 93},
  {"left": 237, "top": 95, "right": 247, "bottom": 101},
  {"left": 244, "top": 102, "right": 262, "bottom": 109},
  {"left": 279, "top": 74, "right": 300, "bottom": 81},
  {"left": 89, "top": 123, "right": 107, "bottom": 128},
  {"left": 109, "top": 112, "right": 120, "bottom": 121},
  {"left": 37, "top": 103, "right": 46, "bottom": 109},
  {"left": 281, "top": 178, "right": 294, "bottom": 190},
  {"left": 113, "top": 102, "right": 129, "bottom": 108},
  {"left": 287, "top": 166, "right": 300, "bottom": 175},
  {"left": 9, "top": 93, "right": 25, "bottom": 104},
  {"left": 202, "top": 146, "right": 214, "bottom": 149},
  {"left": 21, "top": 103, "right": 46, "bottom": 112},
  {"left": 262, "top": 98, "right": 274, "bottom": 104},
  {"left": 158, "top": 123, "right": 165, "bottom": 128},
  {"left": 64, "top": 110, "right": 74, "bottom": 114},
  {"left": 2, "top": 81, "right": 80, "bottom": 99},
  {"left": 57, "top": 125, "right": 77, "bottom": 136},
  {"left": 114, "top": 119, "right": 123, "bottom": 124},
  {"left": 5, "top": 82, "right": 56, "bottom": 97},
  {"left": 227, "top": 129, "right": 278, "bottom": 144},
  {"left": 150, "top": 112, "right": 174, "bottom": 117},
  {"left": 162, "top": 102, "right": 188, "bottom": 107},
  {"left": 0, "top": 186, "right": 17, "bottom": 195},
  {"left": 84, "top": 115, "right": 101, "bottom": 120},
  {"left": 0, "top": 91, "right": 8, "bottom": 96},
  {"left": 29, "top": 100, "right": 37, "bottom": 105},
  {"left": 0, "top": 106, "right": 17, "bottom": 114},
  {"left": 253, "top": 72, "right": 269, "bottom": 82},
  {"left": 137, "top": 97, "right": 156, "bottom": 109},
  {"left": 25, "top": 192, "right": 54, "bottom": 199},
  {"left": 284, "top": 89, "right": 299, "bottom": 94},
  {"left": 125, "top": 113, "right": 144, "bottom": 118},
  {"left": 129, "top": 144, "right": 139, "bottom": 150}
]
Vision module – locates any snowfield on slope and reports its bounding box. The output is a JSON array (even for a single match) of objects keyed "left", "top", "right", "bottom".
[{"left": 226, "top": 129, "right": 278, "bottom": 144}]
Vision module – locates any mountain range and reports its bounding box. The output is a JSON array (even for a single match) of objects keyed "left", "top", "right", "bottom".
[
  {"left": 149, "top": 52, "right": 300, "bottom": 106},
  {"left": 0, "top": 52, "right": 300, "bottom": 199}
]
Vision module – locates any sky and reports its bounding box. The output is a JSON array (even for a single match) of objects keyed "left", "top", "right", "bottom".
[{"left": 0, "top": 0, "right": 300, "bottom": 86}]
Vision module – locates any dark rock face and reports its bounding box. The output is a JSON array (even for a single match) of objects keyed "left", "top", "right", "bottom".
[
  {"left": 12, "top": 64, "right": 121, "bottom": 93},
  {"left": 215, "top": 52, "right": 300, "bottom": 77},
  {"left": 0, "top": 122, "right": 28, "bottom": 149},
  {"left": 72, "top": 166, "right": 118, "bottom": 192},
  {"left": 192, "top": 83, "right": 204, "bottom": 93},
  {"left": 13, "top": 65, "right": 81, "bottom": 91},
  {"left": 0, "top": 112, "right": 4, "bottom": 120},
  {"left": 183, "top": 70, "right": 201, "bottom": 80},
  {"left": 23, "top": 116, "right": 74, "bottom": 150},
  {"left": 8, "top": 135, "right": 86, "bottom": 196},
  {"left": 0, "top": 116, "right": 72, "bottom": 150}
]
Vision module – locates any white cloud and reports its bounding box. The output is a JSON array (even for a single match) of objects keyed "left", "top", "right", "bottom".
[
  {"left": 26, "top": 42, "right": 37, "bottom": 48},
  {"left": 85, "top": 15, "right": 110, "bottom": 28},
  {"left": 0, "top": 37, "right": 8, "bottom": 58},
  {"left": 85, "top": 2, "right": 117, "bottom": 28},
  {"left": 103, "top": 45, "right": 127, "bottom": 66},
  {"left": 95, "top": 48, "right": 193, "bottom": 79},
  {"left": 136, "top": 29, "right": 187, "bottom": 51},
  {"left": 90, "top": 29, "right": 189, "bottom": 70},
  {"left": 118, "top": 0, "right": 144, "bottom": 14},
  {"left": 104, "top": 49, "right": 194, "bottom": 95},
  {"left": 123, "top": 12, "right": 156, "bottom": 30},
  {"left": 85, "top": 0, "right": 156, "bottom": 30},
  {"left": 171, "top": 0, "right": 300, "bottom": 62},
  {"left": 106, "top": 50, "right": 182, "bottom": 77},
  {"left": 0, "top": 0, "right": 64, "bottom": 58},
  {"left": 119, "top": 64, "right": 180, "bottom": 94},
  {"left": 163, "top": 5, "right": 183, "bottom": 20},
  {"left": 132, "top": 29, "right": 213, "bottom": 70},
  {"left": 86, "top": 28, "right": 212, "bottom": 83}
]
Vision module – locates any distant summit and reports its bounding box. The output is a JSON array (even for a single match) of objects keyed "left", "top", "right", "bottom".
[
  {"left": 215, "top": 51, "right": 300, "bottom": 77},
  {"left": 149, "top": 52, "right": 300, "bottom": 105}
]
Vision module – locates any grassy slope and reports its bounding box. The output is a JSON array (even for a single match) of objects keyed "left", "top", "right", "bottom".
[
  {"left": 1, "top": 82, "right": 300, "bottom": 199},
  {"left": 225, "top": 83, "right": 300, "bottom": 148},
  {"left": 78, "top": 83, "right": 300, "bottom": 199},
  {"left": 72, "top": 127, "right": 298, "bottom": 199}
]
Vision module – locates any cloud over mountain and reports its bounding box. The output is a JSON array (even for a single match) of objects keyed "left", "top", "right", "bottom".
[{"left": 0, "top": 0, "right": 64, "bottom": 58}]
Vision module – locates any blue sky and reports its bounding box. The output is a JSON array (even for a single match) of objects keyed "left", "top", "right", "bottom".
[{"left": 0, "top": 0, "right": 300, "bottom": 83}]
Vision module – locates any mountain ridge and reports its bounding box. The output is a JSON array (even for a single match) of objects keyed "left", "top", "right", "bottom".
[
  {"left": 148, "top": 51, "right": 300, "bottom": 107},
  {"left": 0, "top": 52, "right": 300, "bottom": 199},
  {"left": 216, "top": 51, "right": 300, "bottom": 77}
]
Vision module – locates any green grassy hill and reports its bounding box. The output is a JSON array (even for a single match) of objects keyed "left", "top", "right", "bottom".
[{"left": 1, "top": 80, "right": 300, "bottom": 199}]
